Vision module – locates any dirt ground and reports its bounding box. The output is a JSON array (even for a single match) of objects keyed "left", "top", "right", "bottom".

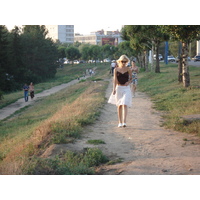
[{"left": 41, "top": 79, "right": 200, "bottom": 175}]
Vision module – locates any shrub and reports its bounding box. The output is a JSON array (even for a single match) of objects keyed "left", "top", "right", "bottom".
[{"left": 23, "top": 148, "right": 108, "bottom": 175}]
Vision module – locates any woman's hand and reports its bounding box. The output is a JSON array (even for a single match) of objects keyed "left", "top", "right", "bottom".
[
  {"left": 113, "top": 90, "right": 116, "bottom": 95},
  {"left": 125, "top": 81, "right": 130, "bottom": 86}
]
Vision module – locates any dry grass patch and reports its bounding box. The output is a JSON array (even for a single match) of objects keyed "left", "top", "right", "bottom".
[{"left": 0, "top": 80, "right": 108, "bottom": 174}]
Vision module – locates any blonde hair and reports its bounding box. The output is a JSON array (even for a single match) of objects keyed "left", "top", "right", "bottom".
[{"left": 117, "top": 55, "right": 130, "bottom": 65}]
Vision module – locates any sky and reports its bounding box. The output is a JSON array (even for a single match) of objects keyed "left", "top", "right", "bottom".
[
  {"left": 6, "top": 24, "right": 123, "bottom": 35},
  {"left": 1, "top": 0, "right": 199, "bottom": 30},
  {"left": 74, "top": 24, "right": 123, "bottom": 35}
]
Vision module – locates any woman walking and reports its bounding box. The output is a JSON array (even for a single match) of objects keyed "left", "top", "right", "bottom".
[
  {"left": 29, "top": 82, "right": 34, "bottom": 100},
  {"left": 108, "top": 55, "right": 132, "bottom": 127},
  {"left": 130, "top": 60, "right": 139, "bottom": 97}
]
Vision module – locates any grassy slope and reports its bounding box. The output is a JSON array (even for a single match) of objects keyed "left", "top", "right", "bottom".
[
  {"left": 138, "top": 62, "right": 200, "bottom": 135},
  {"left": 0, "top": 63, "right": 111, "bottom": 174},
  {"left": 0, "top": 63, "right": 99, "bottom": 109},
  {"left": 1, "top": 61, "right": 199, "bottom": 174}
]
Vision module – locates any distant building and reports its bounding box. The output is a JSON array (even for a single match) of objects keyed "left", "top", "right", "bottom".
[
  {"left": 45, "top": 25, "right": 74, "bottom": 43},
  {"left": 74, "top": 29, "right": 122, "bottom": 46}
]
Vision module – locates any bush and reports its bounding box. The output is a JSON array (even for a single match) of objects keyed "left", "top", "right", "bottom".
[
  {"left": 81, "top": 148, "right": 108, "bottom": 167},
  {"left": 23, "top": 148, "right": 108, "bottom": 175},
  {"left": 0, "top": 91, "right": 3, "bottom": 100}
]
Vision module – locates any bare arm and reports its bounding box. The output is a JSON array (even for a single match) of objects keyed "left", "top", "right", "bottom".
[
  {"left": 124, "top": 68, "right": 132, "bottom": 86},
  {"left": 136, "top": 66, "right": 139, "bottom": 73},
  {"left": 113, "top": 68, "right": 118, "bottom": 95}
]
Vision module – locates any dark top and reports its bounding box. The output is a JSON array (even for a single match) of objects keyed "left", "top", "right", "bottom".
[
  {"left": 117, "top": 71, "right": 129, "bottom": 85},
  {"left": 23, "top": 85, "right": 29, "bottom": 91}
]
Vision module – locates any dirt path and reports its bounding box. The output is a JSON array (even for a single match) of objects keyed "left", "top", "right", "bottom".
[
  {"left": 42, "top": 78, "right": 200, "bottom": 175},
  {"left": 0, "top": 76, "right": 89, "bottom": 121}
]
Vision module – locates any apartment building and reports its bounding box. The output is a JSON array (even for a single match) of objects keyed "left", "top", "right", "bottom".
[
  {"left": 45, "top": 25, "right": 74, "bottom": 43},
  {"left": 74, "top": 29, "right": 122, "bottom": 46}
]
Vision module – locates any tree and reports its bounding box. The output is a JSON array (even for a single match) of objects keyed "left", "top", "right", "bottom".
[
  {"left": 0, "top": 25, "right": 58, "bottom": 93},
  {"left": 65, "top": 46, "right": 81, "bottom": 65},
  {"left": 148, "top": 26, "right": 169, "bottom": 73},
  {"left": 57, "top": 46, "right": 66, "bottom": 59},
  {"left": 8, "top": 26, "right": 25, "bottom": 88},
  {"left": 122, "top": 25, "right": 169, "bottom": 72},
  {"left": 117, "top": 41, "right": 136, "bottom": 60},
  {"left": 101, "top": 44, "right": 112, "bottom": 60},
  {"left": 21, "top": 25, "right": 58, "bottom": 82},
  {"left": 121, "top": 25, "right": 150, "bottom": 71},
  {"left": 0, "top": 25, "right": 10, "bottom": 91},
  {"left": 79, "top": 44, "right": 91, "bottom": 62},
  {"left": 162, "top": 25, "right": 200, "bottom": 87},
  {"left": 90, "top": 45, "right": 101, "bottom": 65}
]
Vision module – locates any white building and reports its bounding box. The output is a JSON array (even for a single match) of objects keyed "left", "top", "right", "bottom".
[
  {"left": 74, "top": 29, "right": 123, "bottom": 46},
  {"left": 45, "top": 25, "right": 74, "bottom": 43}
]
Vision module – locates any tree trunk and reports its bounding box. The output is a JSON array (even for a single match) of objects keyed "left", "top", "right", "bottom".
[
  {"left": 155, "top": 43, "right": 160, "bottom": 73},
  {"left": 178, "top": 57, "right": 182, "bottom": 83},
  {"left": 138, "top": 53, "right": 144, "bottom": 68},
  {"left": 145, "top": 50, "right": 149, "bottom": 71},
  {"left": 178, "top": 42, "right": 182, "bottom": 83},
  {"left": 136, "top": 56, "right": 140, "bottom": 66},
  {"left": 143, "top": 52, "right": 145, "bottom": 68},
  {"left": 151, "top": 44, "right": 155, "bottom": 72},
  {"left": 182, "top": 42, "right": 190, "bottom": 87}
]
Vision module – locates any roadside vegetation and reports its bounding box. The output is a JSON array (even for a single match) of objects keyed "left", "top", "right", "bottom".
[
  {"left": 0, "top": 63, "right": 110, "bottom": 175},
  {"left": 138, "top": 62, "right": 200, "bottom": 136},
  {"left": 0, "top": 62, "right": 100, "bottom": 109},
  {"left": 1, "top": 25, "right": 200, "bottom": 174}
]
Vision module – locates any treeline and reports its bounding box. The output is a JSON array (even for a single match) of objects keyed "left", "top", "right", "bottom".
[
  {"left": 1, "top": 25, "right": 199, "bottom": 97},
  {"left": 0, "top": 25, "right": 58, "bottom": 93},
  {"left": 121, "top": 25, "right": 200, "bottom": 87},
  {"left": 57, "top": 40, "right": 137, "bottom": 65}
]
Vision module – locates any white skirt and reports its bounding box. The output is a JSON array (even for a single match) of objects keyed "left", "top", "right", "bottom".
[{"left": 108, "top": 85, "right": 132, "bottom": 107}]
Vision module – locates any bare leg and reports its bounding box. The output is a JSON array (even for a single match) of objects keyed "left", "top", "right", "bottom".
[
  {"left": 123, "top": 105, "right": 128, "bottom": 123},
  {"left": 131, "top": 84, "right": 134, "bottom": 96},
  {"left": 117, "top": 105, "right": 123, "bottom": 124},
  {"left": 133, "top": 85, "right": 136, "bottom": 96}
]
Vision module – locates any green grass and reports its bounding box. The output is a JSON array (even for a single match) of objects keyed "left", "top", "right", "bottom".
[
  {"left": 138, "top": 62, "right": 200, "bottom": 135},
  {"left": 0, "top": 63, "right": 109, "bottom": 109},
  {"left": 0, "top": 63, "right": 111, "bottom": 174},
  {"left": 22, "top": 148, "right": 109, "bottom": 175},
  {"left": 87, "top": 139, "right": 106, "bottom": 145}
]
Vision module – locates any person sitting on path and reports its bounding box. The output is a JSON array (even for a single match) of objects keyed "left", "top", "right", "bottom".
[
  {"left": 108, "top": 55, "right": 132, "bottom": 128},
  {"left": 130, "top": 60, "right": 139, "bottom": 97},
  {"left": 23, "top": 83, "right": 29, "bottom": 102}
]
